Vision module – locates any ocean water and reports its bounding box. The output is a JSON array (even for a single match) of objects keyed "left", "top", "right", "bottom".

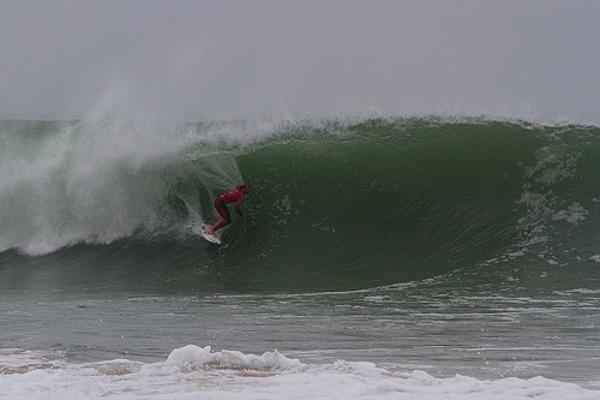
[{"left": 1, "top": 118, "right": 600, "bottom": 399}]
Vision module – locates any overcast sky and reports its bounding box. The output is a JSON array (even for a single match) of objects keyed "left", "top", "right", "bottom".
[{"left": 1, "top": 0, "right": 599, "bottom": 123}]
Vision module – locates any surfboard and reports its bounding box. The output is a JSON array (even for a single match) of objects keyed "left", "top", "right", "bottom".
[{"left": 200, "top": 223, "right": 221, "bottom": 245}]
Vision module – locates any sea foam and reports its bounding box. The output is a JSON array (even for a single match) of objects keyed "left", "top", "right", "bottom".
[{"left": 1, "top": 346, "right": 598, "bottom": 400}]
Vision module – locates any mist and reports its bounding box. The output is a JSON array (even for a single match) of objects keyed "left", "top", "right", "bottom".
[{"left": 1, "top": 0, "right": 599, "bottom": 123}]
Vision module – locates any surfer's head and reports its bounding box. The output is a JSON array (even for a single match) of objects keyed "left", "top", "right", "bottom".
[{"left": 237, "top": 184, "right": 252, "bottom": 193}]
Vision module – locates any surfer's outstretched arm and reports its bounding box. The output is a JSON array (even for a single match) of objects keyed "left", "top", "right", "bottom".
[{"left": 235, "top": 203, "right": 244, "bottom": 217}]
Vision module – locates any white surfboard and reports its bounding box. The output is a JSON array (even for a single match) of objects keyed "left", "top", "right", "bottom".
[{"left": 200, "top": 223, "right": 221, "bottom": 245}]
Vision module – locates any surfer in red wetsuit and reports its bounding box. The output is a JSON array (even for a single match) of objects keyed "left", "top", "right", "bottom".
[{"left": 206, "top": 184, "right": 252, "bottom": 235}]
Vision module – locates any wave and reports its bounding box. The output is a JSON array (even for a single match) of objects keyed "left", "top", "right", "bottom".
[{"left": 1, "top": 118, "right": 600, "bottom": 292}]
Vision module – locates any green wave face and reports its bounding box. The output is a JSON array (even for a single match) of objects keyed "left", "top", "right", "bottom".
[{"left": 1, "top": 119, "right": 599, "bottom": 293}]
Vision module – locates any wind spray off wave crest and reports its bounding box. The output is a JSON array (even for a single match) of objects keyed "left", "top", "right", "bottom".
[{"left": 0, "top": 117, "right": 245, "bottom": 255}]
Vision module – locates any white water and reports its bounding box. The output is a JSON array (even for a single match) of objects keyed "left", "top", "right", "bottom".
[
  {"left": 0, "top": 113, "right": 260, "bottom": 255},
  {"left": 1, "top": 346, "right": 598, "bottom": 400}
]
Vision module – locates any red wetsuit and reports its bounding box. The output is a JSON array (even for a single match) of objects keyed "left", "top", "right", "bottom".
[
  {"left": 211, "top": 188, "right": 246, "bottom": 232},
  {"left": 217, "top": 188, "right": 246, "bottom": 205}
]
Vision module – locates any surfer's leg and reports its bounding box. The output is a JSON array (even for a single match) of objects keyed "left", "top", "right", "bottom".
[
  {"left": 211, "top": 201, "right": 231, "bottom": 233},
  {"left": 211, "top": 217, "right": 230, "bottom": 233}
]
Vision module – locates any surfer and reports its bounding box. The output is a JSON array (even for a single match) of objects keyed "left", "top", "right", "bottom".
[{"left": 206, "top": 184, "right": 252, "bottom": 236}]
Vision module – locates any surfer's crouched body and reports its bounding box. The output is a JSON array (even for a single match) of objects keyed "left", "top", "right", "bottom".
[{"left": 208, "top": 184, "right": 251, "bottom": 235}]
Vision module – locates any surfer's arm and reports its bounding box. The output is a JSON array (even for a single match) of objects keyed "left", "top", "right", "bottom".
[{"left": 235, "top": 203, "right": 244, "bottom": 217}]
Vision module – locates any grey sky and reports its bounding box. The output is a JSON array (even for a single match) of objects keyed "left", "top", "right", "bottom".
[{"left": 1, "top": 0, "right": 599, "bottom": 123}]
